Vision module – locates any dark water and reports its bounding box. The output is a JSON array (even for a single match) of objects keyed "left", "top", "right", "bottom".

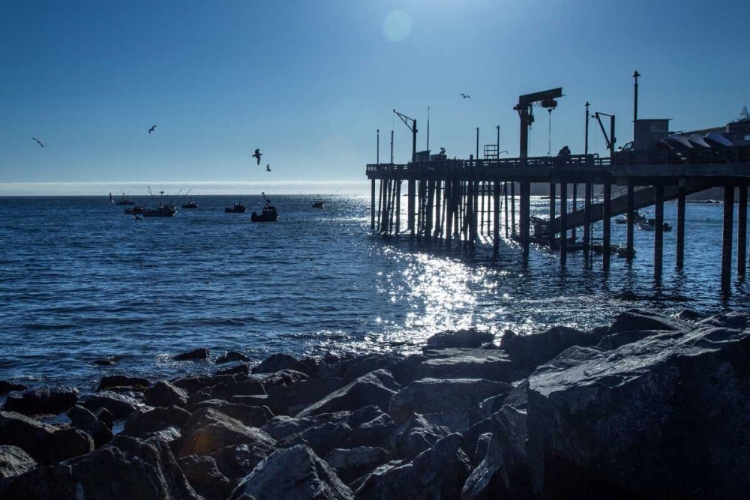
[{"left": 0, "top": 195, "right": 747, "bottom": 391}]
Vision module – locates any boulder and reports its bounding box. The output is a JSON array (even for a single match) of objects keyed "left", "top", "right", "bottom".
[
  {"left": 217, "top": 351, "right": 251, "bottom": 364},
  {"left": 0, "top": 435, "right": 201, "bottom": 499},
  {"left": 3, "top": 386, "right": 78, "bottom": 416},
  {"left": 266, "top": 377, "right": 346, "bottom": 415},
  {"left": 296, "top": 370, "right": 400, "bottom": 418},
  {"left": 415, "top": 349, "right": 512, "bottom": 382},
  {"left": 609, "top": 309, "right": 694, "bottom": 335},
  {"left": 67, "top": 405, "right": 113, "bottom": 448},
  {"left": 96, "top": 374, "right": 150, "bottom": 392},
  {"left": 500, "top": 326, "right": 606, "bottom": 372},
  {"left": 596, "top": 329, "right": 671, "bottom": 351},
  {"left": 424, "top": 329, "right": 495, "bottom": 350},
  {"left": 145, "top": 380, "right": 189, "bottom": 407},
  {"left": 123, "top": 405, "right": 192, "bottom": 439},
  {"left": 174, "top": 347, "right": 210, "bottom": 361},
  {"left": 217, "top": 363, "right": 250, "bottom": 376},
  {"left": 344, "top": 410, "right": 396, "bottom": 449},
  {"left": 390, "top": 413, "right": 451, "bottom": 461},
  {"left": 94, "top": 407, "right": 114, "bottom": 429},
  {"left": 188, "top": 401, "right": 273, "bottom": 428},
  {"left": 210, "top": 443, "right": 274, "bottom": 487},
  {"left": 421, "top": 408, "right": 482, "bottom": 434},
  {"left": 355, "top": 434, "right": 470, "bottom": 500},
  {"left": 229, "top": 444, "right": 353, "bottom": 500},
  {"left": 259, "top": 369, "right": 309, "bottom": 390},
  {"left": 389, "top": 378, "right": 511, "bottom": 424},
  {"left": 179, "top": 455, "right": 233, "bottom": 500},
  {"left": 278, "top": 421, "right": 353, "bottom": 457},
  {"left": 252, "top": 354, "right": 315, "bottom": 377},
  {"left": 325, "top": 446, "right": 389, "bottom": 483},
  {"left": 179, "top": 408, "right": 275, "bottom": 457},
  {"left": 92, "top": 356, "right": 119, "bottom": 366},
  {"left": 526, "top": 314, "right": 750, "bottom": 499},
  {"left": 0, "top": 445, "right": 37, "bottom": 479},
  {"left": 173, "top": 376, "right": 208, "bottom": 394},
  {"left": 79, "top": 391, "right": 141, "bottom": 419},
  {"left": 341, "top": 354, "right": 425, "bottom": 386},
  {"left": 0, "top": 411, "right": 94, "bottom": 465},
  {"left": 0, "top": 381, "right": 28, "bottom": 395}
]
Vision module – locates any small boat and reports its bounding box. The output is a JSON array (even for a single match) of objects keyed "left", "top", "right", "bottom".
[
  {"left": 664, "top": 135, "right": 693, "bottom": 151},
  {"left": 615, "top": 216, "right": 627, "bottom": 224},
  {"left": 312, "top": 200, "right": 325, "bottom": 209},
  {"left": 124, "top": 205, "right": 146, "bottom": 214},
  {"left": 616, "top": 246, "right": 636, "bottom": 258},
  {"left": 688, "top": 134, "right": 712, "bottom": 149},
  {"left": 111, "top": 191, "right": 136, "bottom": 205},
  {"left": 251, "top": 193, "right": 279, "bottom": 222},
  {"left": 638, "top": 219, "right": 671, "bottom": 232},
  {"left": 143, "top": 204, "right": 177, "bottom": 217},
  {"left": 182, "top": 200, "right": 198, "bottom": 209},
  {"left": 225, "top": 202, "right": 247, "bottom": 213},
  {"left": 704, "top": 132, "right": 733, "bottom": 148}
]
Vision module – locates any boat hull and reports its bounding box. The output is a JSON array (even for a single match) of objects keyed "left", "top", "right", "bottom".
[{"left": 251, "top": 211, "right": 279, "bottom": 222}]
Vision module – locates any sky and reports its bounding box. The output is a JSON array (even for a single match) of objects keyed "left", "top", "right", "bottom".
[{"left": 1, "top": 0, "right": 748, "bottom": 195}]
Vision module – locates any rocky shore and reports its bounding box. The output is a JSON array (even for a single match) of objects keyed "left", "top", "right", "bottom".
[{"left": 1, "top": 308, "right": 749, "bottom": 499}]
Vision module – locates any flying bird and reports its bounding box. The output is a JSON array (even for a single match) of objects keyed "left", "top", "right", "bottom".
[
  {"left": 266, "top": 164, "right": 271, "bottom": 172},
  {"left": 148, "top": 125, "right": 157, "bottom": 134},
  {"left": 253, "top": 149, "right": 262, "bottom": 165},
  {"left": 32, "top": 137, "right": 44, "bottom": 148},
  {"left": 133, "top": 213, "right": 143, "bottom": 221},
  {"left": 460, "top": 94, "right": 470, "bottom": 99}
]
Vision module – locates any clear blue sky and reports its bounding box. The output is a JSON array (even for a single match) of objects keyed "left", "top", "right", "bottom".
[{"left": 1, "top": 0, "right": 748, "bottom": 195}]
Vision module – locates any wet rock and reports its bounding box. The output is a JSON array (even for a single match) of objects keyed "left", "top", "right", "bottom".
[
  {"left": 596, "top": 329, "right": 670, "bottom": 351},
  {"left": 252, "top": 353, "right": 316, "bottom": 377},
  {"left": 67, "top": 405, "right": 113, "bottom": 448},
  {"left": 422, "top": 408, "right": 482, "bottom": 434},
  {"left": 324, "top": 446, "right": 389, "bottom": 483},
  {"left": 145, "top": 380, "right": 189, "bottom": 407},
  {"left": 260, "top": 369, "right": 309, "bottom": 389},
  {"left": 0, "top": 445, "right": 37, "bottom": 479},
  {"left": 210, "top": 443, "right": 274, "bottom": 487},
  {"left": 217, "top": 351, "right": 251, "bottom": 364},
  {"left": 0, "top": 411, "right": 94, "bottom": 465},
  {"left": 123, "top": 405, "right": 191, "bottom": 439},
  {"left": 344, "top": 410, "right": 396, "bottom": 449},
  {"left": 173, "top": 376, "right": 208, "bottom": 394},
  {"left": 0, "top": 381, "right": 28, "bottom": 395},
  {"left": 609, "top": 308, "right": 694, "bottom": 335},
  {"left": 229, "top": 444, "right": 353, "bottom": 500},
  {"left": 94, "top": 407, "right": 114, "bottom": 429},
  {"left": 391, "top": 413, "right": 451, "bottom": 461},
  {"left": 278, "top": 421, "right": 353, "bottom": 456},
  {"left": 389, "top": 378, "right": 511, "bottom": 424},
  {"left": 425, "top": 329, "right": 495, "bottom": 350},
  {"left": 188, "top": 401, "right": 273, "bottom": 428},
  {"left": 355, "top": 434, "right": 470, "bottom": 500},
  {"left": 296, "top": 369, "right": 400, "bottom": 418},
  {"left": 3, "top": 386, "right": 78, "bottom": 416},
  {"left": 416, "top": 349, "right": 512, "bottom": 382},
  {"left": 500, "top": 325, "right": 606, "bottom": 373},
  {"left": 217, "top": 363, "right": 250, "bottom": 376},
  {"left": 266, "top": 376, "right": 346, "bottom": 415},
  {"left": 179, "top": 408, "right": 275, "bottom": 457},
  {"left": 174, "top": 347, "right": 210, "bottom": 361},
  {"left": 342, "top": 354, "right": 424, "bottom": 386},
  {"left": 179, "top": 454, "right": 233, "bottom": 500},
  {"left": 0, "top": 435, "right": 201, "bottom": 499},
  {"left": 676, "top": 308, "right": 704, "bottom": 321},
  {"left": 96, "top": 374, "right": 150, "bottom": 392},
  {"left": 80, "top": 391, "right": 141, "bottom": 419},
  {"left": 526, "top": 314, "right": 750, "bottom": 499},
  {"left": 92, "top": 356, "right": 119, "bottom": 366}
]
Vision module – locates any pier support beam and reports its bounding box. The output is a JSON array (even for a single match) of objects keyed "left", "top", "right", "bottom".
[
  {"left": 520, "top": 182, "right": 531, "bottom": 261},
  {"left": 511, "top": 182, "right": 516, "bottom": 236},
  {"left": 571, "top": 183, "right": 577, "bottom": 242},
  {"left": 560, "top": 182, "right": 567, "bottom": 267},
  {"left": 626, "top": 183, "right": 635, "bottom": 262},
  {"left": 445, "top": 179, "right": 454, "bottom": 248},
  {"left": 504, "top": 182, "right": 509, "bottom": 238},
  {"left": 493, "top": 180, "right": 500, "bottom": 253},
  {"left": 602, "top": 182, "right": 611, "bottom": 272},
  {"left": 583, "top": 182, "right": 592, "bottom": 267},
  {"left": 739, "top": 187, "right": 747, "bottom": 277},
  {"left": 371, "top": 179, "right": 376, "bottom": 231},
  {"left": 722, "top": 186, "right": 735, "bottom": 293},
  {"left": 395, "top": 180, "right": 401, "bottom": 236},
  {"left": 677, "top": 182, "right": 686, "bottom": 269},
  {"left": 654, "top": 185, "right": 665, "bottom": 281},
  {"left": 549, "top": 183, "right": 556, "bottom": 249},
  {"left": 407, "top": 179, "right": 416, "bottom": 235}
]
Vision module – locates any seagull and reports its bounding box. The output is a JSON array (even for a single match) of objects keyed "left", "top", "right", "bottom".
[
  {"left": 460, "top": 94, "right": 470, "bottom": 99},
  {"left": 253, "top": 149, "right": 262, "bottom": 165},
  {"left": 148, "top": 125, "right": 157, "bottom": 134},
  {"left": 32, "top": 137, "right": 44, "bottom": 148},
  {"left": 266, "top": 164, "right": 271, "bottom": 172}
]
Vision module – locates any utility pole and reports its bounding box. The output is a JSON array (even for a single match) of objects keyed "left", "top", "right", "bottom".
[
  {"left": 633, "top": 71, "right": 640, "bottom": 137},
  {"left": 376, "top": 129, "right": 380, "bottom": 164},
  {"left": 427, "top": 107, "right": 430, "bottom": 152}
]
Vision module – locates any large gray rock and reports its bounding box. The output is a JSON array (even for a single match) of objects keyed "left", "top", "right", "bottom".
[
  {"left": 210, "top": 443, "right": 274, "bottom": 487},
  {"left": 96, "top": 374, "right": 150, "bottom": 392},
  {"left": 416, "top": 349, "right": 512, "bottom": 382},
  {"left": 79, "top": 390, "right": 141, "bottom": 419},
  {"left": 296, "top": 370, "right": 400, "bottom": 418},
  {"left": 278, "top": 421, "right": 353, "bottom": 457},
  {"left": 526, "top": 313, "right": 750, "bottom": 499},
  {"left": 67, "top": 404, "right": 113, "bottom": 448},
  {"left": 145, "top": 380, "right": 189, "bottom": 407},
  {"left": 174, "top": 347, "right": 210, "bottom": 361},
  {"left": 179, "top": 408, "right": 275, "bottom": 457},
  {"left": 197, "top": 403, "right": 273, "bottom": 428},
  {"left": 123, "top": 405, "right": 191, "bottom": 439},
  {"left": 0, "top": 435, "right": 201, "bottom": 499},
  {"left": 0, "top": 411, "right": 94, "bottom": 465},
  {"left": 355, "top": 434, "right": 470, "bottom": 500},
  {"left": 0, "top": 381, "right": 28, "bottom": 395},
  {"left": 390, "top": 413, "right": 451, "bottom": 460},
  {"left": 230, "top": 444, "right": 353, "bottom": 500},
  {"left": 267, "top": 377, "right": 346, "bottom": 415},
  {"left": 3, "top": 386, "right": 78, "bottom": 416},
  {"left": 179, "top": 454, "right": 233, "bottom": 500},
  {"left": 341, "top": 354, "right": 425, "bottom": 386},
  {"left": 0, "top": 445, "right": 37, "bottom": 479},
  {"left": 216, "top": 351, "right": 251, "bottom": 364},
  {"left": 324, "top": 446, "right": 389, "bottom": 483},
  {"left": 389, "top": 378, "right": 511, "bottom": 424},
  {"left": 424, "top": 329, "right": 495, "bottom": 350},
  {"left": 609, "top": 309, "right": 694, "bottom": 335},
  {"left": 252, "top": 354, "right": 316, "bottom": 377},
  {"left": 500, "top": 326, "right": 605, "bottom": 373}
]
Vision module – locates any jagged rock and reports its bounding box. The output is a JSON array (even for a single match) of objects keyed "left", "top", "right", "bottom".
[
  {"left": 0, "top": 381, "right": 28, "bottom": 395},
  {"left": 391, "top": 413, "right": 451, "bottom": 461},
  {"left": 174, "top": 347, "right": 210, "bottom": 361},
  {"left": 0, "top": 435, "right": 201, "bottom": 499},
  {"left": 0, "top": 411, "right": 94, "bottom": 465},
  {"left": 296, "top": 369, "right": 400, "bottom": 418},
  {"left": 421, "top": 408, "right": 482, "bottom": 434},
  {"left": 526, "top": 314, "right": 750, "bottom": 499},
  {"left": 596, "top": 329, "right": 671, "bottom": 351},
  {"left": 229, "top": 444, "right": 353, "bottom": 500},
  {"left": 424, "top": 329, "right": 495, "bottom": 350},
  {"left": 3, "top": 386, "right": 78, "bottom": 416},
  {"left": 500, "top": 325, "right": 606, "bottom": 372},
  {"left": 0, "top": 445, "right": 37, "bottom": 479},
  {"left": 179, "top": 408, "right": 275, "bottom": 457},
  {"left": 123, "top": 405, "right": 191, "bottom": 439},
  {"left": 96, "top": 374, "right": 150, "bottom": 392},
  {"left": 217, "top": 363, "right": 250, "bottom": 376},
  {"left": 217, "top": 351, "right": 251, "bottom": 364},
  {"left": 79, "top": 391, "right": 141, "bottom": 419},
  {"left": 189, "top": 402, "right": 273, "bottom": 428},
  {"left": 173, "top": 376, "right": 208, "bottom": 394},
  {"left": 676, "top": 308, "right": 704, "bottom": 321},
  {"left": 415, "top": 349, "right": 512, "bottom": 382},
  {"left": 94, "top": 407, "right": 114, "bottom": 429},
  {"left": 259, "top": 369, "right": 309, "bottom": 390},
  {"left": 325, "top": 446, "right": 389, "bottom": 483},
  {"left": 355, "top": 434, "right": 470, "bottom": 500},
  {"left": 697, "top": 311, "right": 749, "bottom": 330},
  {"left": 67, "top": 405, "right": 113, "bottom": 448},
  {"left": 261, "top": 415, "right": 308, "bottom": 441},
  {"left": 266, "top": 377, "right": 346, "bottom": 415},
  {"left": 389, "top": 378, "right": 511, "bottom": 424},
  {"left": 344, "top": 410, "right": 396, "bottom": 448},
  {"left": 145, "top": 380, "right": 189, "bottom": 407},
  {"left": 342, "top": 354, "right": 424, "bottom": 386},
  {"left": 278, "top": 421, "right": 353, "bottom": 456},
  {"left": 179, "top": 455, "right": 233, "bottom": 500},
  {"left": 210, "top": 443, "right": 274, "bottom": 487},
  {"left": 252, "top": 354, "right": 315, "bottom": 377},
  {"left": 609, "top": 308, "right": 694, "bottom": 335}
]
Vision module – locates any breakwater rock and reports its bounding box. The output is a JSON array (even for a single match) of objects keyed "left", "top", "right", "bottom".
[{"left": 0, "top": 309, "right": 748, "bottom": 499}]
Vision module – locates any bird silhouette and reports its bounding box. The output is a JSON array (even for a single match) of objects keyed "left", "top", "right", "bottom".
[
  {"left": 253, "top": 149, "right": 262, "bottom": 165},
  {"left": 266, "top": 164, "right": 271, "bottom": 172},
  {"left": 32, "top": 137, "right": 44, "bottom": 148},
  {"left": 133, "top": 213, "right": 142, "bottom": 221},
  {"left": 148, "top": 125, "right": 157, "bottom": 134},
  {"left": 460, "top": 94, "right": 470, "bottom": 99}
]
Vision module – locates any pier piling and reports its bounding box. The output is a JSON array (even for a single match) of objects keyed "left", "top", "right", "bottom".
[
  {"left": 602, "top": 182, "right": 611, "bottom": 272},
  {"left": 626, "top": 183, "right": 635, "bottom": 262},
  {"left": 677, "top": 183, "right": 686, "bottom": 269},
  {"left": 549, "top": 183, "right": 556, "bottom": 249},
  {"left": 739, "top": 187, "right": 747, "bottom": 277},
  {"left": 560, "top": 182, "right": 568, "bottom": 267},
  {"left": 654, "top": 185, "right": 665, "bottom": 281},
  {"left": 722, "top": 186, "right": 735, "bottom": 293}
]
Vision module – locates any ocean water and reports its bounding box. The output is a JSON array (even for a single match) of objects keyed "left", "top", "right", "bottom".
[{"left": 0, "top": 194, "right": 747, "bottom": 391}]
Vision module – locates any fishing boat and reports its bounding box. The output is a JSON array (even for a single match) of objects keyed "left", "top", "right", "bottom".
[
  {"left": 182, "top": 200, "right": 198, "bottom": 209},
  {"left": 225, "top": 202, "right": 246, "bottom": 213},
  {"left": 124, "top": 205, "right": 146, "bottom": 214},
  {"left": 143, "top": 189, "right": 177, "bottom": 217},
  {"left": 638, "top": 219, "right": 671, "bottom": 232},
  {"left": 312, "top": 200, "right": 325, "bottom": 209},
  {"left": 251, "top": 193, "right": 279, "bottom": 222},
  {"left": 111, "top": 191, "right": 136, "bottom": 205}
]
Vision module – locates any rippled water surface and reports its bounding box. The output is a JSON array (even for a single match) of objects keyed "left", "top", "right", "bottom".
[{"left": 0, "top": 194, "right": 747, "bottom": 390}]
